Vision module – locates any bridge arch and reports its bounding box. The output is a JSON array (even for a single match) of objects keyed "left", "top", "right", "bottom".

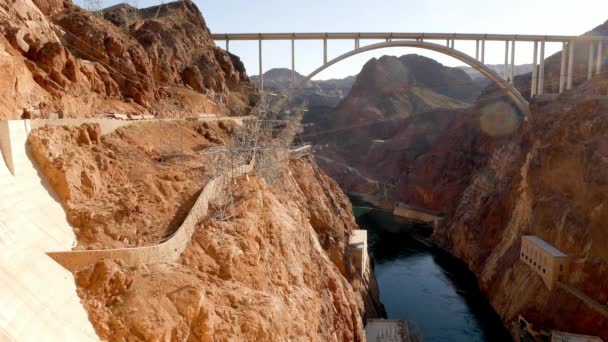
[{"left": 291, "top": 40, "right": 530, "bottom": 116}]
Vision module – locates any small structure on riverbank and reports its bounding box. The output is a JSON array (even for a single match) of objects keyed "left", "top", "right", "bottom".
[
  {"left": 520, "top": 236, "right": 570, "bottom": 290},
  {"left": 365, "top": 319, "right": 421, "bottom": 342},
  {"left": 392, "top": 202, "right": 443, "bottom": 228},
  {"left": 349, "top": 230, "right": 368, "bottom": 276}
]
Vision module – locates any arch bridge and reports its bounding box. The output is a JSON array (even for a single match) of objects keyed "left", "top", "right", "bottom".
[{"left": 212, "top": 32, "right": 606, "bottom": 115}]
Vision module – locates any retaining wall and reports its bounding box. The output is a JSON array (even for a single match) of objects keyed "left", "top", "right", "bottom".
[{"left": 47, "top": 163, "right": 253, "bottom": 271}]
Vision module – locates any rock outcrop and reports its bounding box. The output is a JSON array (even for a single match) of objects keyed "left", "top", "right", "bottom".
[
  {"left": 305, "top": 54, "right": 480, "bottom": 206},
  {"left": 74, "top": 158, "right": 382, "bottom": 341},
  {"left": 28, "top": 120, "right": 235, "bottom": 249},
  {"left": 0, "top": 0, "right": 252, "bottom": 119}
]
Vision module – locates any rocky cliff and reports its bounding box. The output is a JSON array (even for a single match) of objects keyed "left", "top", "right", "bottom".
[
  {"left": 68, "top": 156, "right": 382, "bottom": 341},
  {"left": 432, "top": 75, "right": 608, "bottom": 339},
  {"left": 28, "top": 120, "right": 236, "bottom": 249},
  {"left": 306, "top": 54, "right": 481, "bottom": 207},
  {"left": 0, "top": 0, "right": 252, "bottom": 119}
]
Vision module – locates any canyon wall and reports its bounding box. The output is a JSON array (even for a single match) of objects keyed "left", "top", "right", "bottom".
[
  {"left": 305, "top": 54, "right": 480, "bottom": 207},
  {"left": 71, "top": 157, "right": 383, "bottom": 341},
  {"left": 0, "top": 0, "right": 252, "bottom": 119},
  {"left": 433, "top": 76, "right": 608, "bottom": 339}
]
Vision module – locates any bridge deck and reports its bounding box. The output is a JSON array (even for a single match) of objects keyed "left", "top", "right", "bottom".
[{"left": 212, "top": 32, "right": 604, "bottom": 42}]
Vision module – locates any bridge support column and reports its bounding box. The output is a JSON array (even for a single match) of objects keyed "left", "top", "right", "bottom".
[
  {"left": 504, "top": 41, "right": 509, "bottom": 80},
  {"left": 258, "top": 39, "right": 263, "bottom": 91},
  {"left": 475, "top": 40, "right": 479, "bottom": 60},
  {"left": 225, "top": 39, "right": 229, "bottom": 52},
  {"left": 323, "top": 38, "right": 328, "bottom": 64},
  {"left": 481, "top": 40, "right": 485, "bottom": 64},
  {"left": 355, "top": 37, "right": 360, "bottom": 49},
  {"left": 597, "top": 41, "right": 603, "bottom": 75},
  {"left": 538, "top": 41, "right": 545, "bottom": 94},
  {"left": 531, "top": 41, "right": 538, "bottom": 97},
  {"left": 510, "top": 40, "right": 516, "bottom": 84},
  {"left": 450, "top": 39, "right": 454, "bottom": 49},
  {"left": 567, "top": 40, "right": 575, "bottom": 90},
  {"left": 291, "top": 39, "right": 295, "bottom": 88},
  {"left": 588, "top": 42, "right": 595, "bottom": 80},
  {"left": 559, "top": 42, "right": 567, "bottom": 93},
  {"left": 446, "top": 39, "right": 449, "bottom": 47}
]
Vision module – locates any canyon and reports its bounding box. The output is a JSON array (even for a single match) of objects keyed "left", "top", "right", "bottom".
[
  {"left": 1, "top": 0, "right": 607, "bottom": 340},
  {"left": 0, "top": 1, "right": 384, "bottom": 341},
  {"left": 259, "top": 18, "right": 608, "bottom": 340}
]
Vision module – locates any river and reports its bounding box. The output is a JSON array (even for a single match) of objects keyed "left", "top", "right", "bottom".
[{"left": 351, "top": 196, "right": 512, "bottom": 341}]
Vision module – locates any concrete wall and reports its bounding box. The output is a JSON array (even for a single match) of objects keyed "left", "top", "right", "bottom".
[
  {"left": 349, "top": 230, "right": 368, "bottom": 276},
  {"left": 0, "top": 121, "right": 13, "bottom": 174},
  {"left": 47, "top": 163, "right": 253, "bottom": 271},
  {"left": 393, "top": 204, "right": 441, "bottom": 225}
]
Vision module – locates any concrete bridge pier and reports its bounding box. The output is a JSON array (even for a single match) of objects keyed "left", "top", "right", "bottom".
[
  {"left": 259, "top": 39, "right": 263, "bottom": 91},
  {"left": 597, "top": 41, "right": 604, "bottom": 75},
  {"left": 567, "top": 40, "right": 575, "bottom": 90},
  {"left": 504, "top": 41, "right": 509, "bottom": 80},
  {"left": 538, "top": 41, "right": 545, "bottom": 95},
  {"left": 481, "top": 39, "right": 485, "bottom": 63},
  {"left": 560, "top": 41, "right": 567, "bottom": 93},
  {"left": 323, "top": 36, "right": 328, "bottom": 64},
  {"left": 588, "top": 42, "right": 595, "bottom": 80},
  {"left": 531, "top": 41, "right": 538, "bottom": 97},
  {"left": 510, "top": 40, "right": 516, "bottom": 84},
  {"left": 475, "top": 39, "right": 480, "bottom": 60},
  {"left": 291, "top": 38, "right": 295, "bottom": 88}
]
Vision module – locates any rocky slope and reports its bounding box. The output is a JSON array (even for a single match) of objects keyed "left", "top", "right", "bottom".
[
  {"left": 72, "top": 157, "right": 382, "bottom": 341},
  {"left": 0, "top": 0, "right": 252, "bottom": 119},
  {"left": 252, "top": 68, "right": 356, "bottom": 125},
  {"left": 432, "top": 75, "right": 608, "bottom": 339},
  {"left": 306, "top": 54, "right": 481, "bottom": 206},
  {"left": 28, "top": 120, "right": 235, "bottom": 249}
]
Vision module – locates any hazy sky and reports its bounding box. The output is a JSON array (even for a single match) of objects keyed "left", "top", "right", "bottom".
[{"left": 77, "top": 0, "right": 608, "bottom": 80}]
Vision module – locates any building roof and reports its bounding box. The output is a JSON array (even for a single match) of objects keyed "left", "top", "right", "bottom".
[{"left": 524, "top": 236, "right": 568, "bottom": 257}]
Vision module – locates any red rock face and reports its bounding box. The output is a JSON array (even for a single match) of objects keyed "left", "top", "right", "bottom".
[
  {"left": 74, "top": 159, "right": 381, "bottom": 341},
  {"left": 0, "top": 0, "right": 252, "bottom": 119},
  {"left": 429, "top": 75, "right": 608, "bottom": 339},
  {"left": 305, "top": 54, "right": 478, "bottom": 208}
]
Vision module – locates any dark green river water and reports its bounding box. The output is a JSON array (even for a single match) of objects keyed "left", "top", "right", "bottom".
[{"left": 350, "top": 196, "right": 512, "bottom": 342}]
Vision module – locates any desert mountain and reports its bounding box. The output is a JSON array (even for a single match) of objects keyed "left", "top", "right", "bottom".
[
  {"left": 251, "top": 68, "right": 356, "bottom": 122},
  {"left": 295, "top": 54, "right": 481, "bottom": 205},
  {"left": 458, "top": 63, "right": 532, "bottom": 88}
]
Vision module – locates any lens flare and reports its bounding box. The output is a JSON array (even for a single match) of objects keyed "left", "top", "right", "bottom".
[{"left": 479, "top": 101, "right": 521, "bottom": 137}]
